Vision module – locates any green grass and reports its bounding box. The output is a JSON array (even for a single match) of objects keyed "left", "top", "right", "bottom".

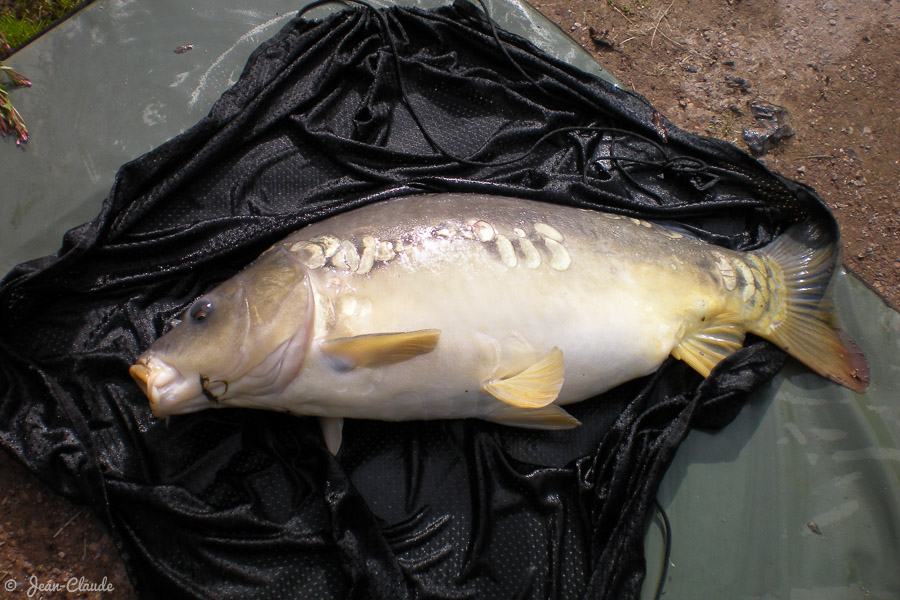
[
  {"left": 0, "top": 13, "right": 48, "bottom": 49},
  {"left": 1, "top": 1, "right": 84, "bottom": 143},
  {"left": 1, "top": 0, "right": 83, "bottom": 50}
]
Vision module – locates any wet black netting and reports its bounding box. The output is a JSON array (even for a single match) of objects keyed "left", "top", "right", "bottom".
[{"left": 0, "top": 3, "right": 838, "bottom": 599}]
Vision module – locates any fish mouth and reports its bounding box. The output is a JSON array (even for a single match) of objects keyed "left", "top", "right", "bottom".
[
  {"left": 130, "top": 355, "right": 206, "bottom": 417},
  {"left": 129, "top": 362, "right": 153, "bottom": 399}
]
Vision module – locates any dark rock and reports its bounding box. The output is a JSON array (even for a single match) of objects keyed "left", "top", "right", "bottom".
[
  {"left": 742, "top": 102, "right": 794, "bottom": 155},
  {"left": 725, "top": 75, "right": 751, "bottom": 93}
]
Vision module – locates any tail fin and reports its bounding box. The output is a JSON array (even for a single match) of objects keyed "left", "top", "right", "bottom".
[{"left": 754, "top": 222, "right": 869, "bottom": 393}]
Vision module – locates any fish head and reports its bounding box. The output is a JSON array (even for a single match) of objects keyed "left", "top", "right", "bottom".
[{"left": 130, "top": 246, "right": 314, "bottom": 417}]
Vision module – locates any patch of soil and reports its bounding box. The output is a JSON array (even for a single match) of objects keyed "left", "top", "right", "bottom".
[
  {"left": 0, "top": 455, "right": 135, "bottom": 599},
  {"left": 532, "top": 0, "right": 900, "bottom": 309},
  {"left": 1, "top": 2, "right": 898, "bottom": 599}
]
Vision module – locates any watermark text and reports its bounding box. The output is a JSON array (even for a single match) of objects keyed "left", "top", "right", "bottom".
[{"left": 2, "top": 574, "right": 115, "bottom": 596}]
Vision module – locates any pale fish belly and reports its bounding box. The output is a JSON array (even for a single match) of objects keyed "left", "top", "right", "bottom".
[{"left": 278, "top": 194, "right": 723, "bottom": 422}]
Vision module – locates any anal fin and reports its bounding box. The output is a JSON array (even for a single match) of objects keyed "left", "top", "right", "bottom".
[
  {"left": 671, "top": 313, "right": 746, "bottom": 377},
  {"left": 321, "top": 329, "right": 440, "bottom": 370},
  {"left": 485, "top": 404, "right": 581, "bottom": 430},
  {"left": 483, "top": 347, "right": 564, "bottom": 408}
]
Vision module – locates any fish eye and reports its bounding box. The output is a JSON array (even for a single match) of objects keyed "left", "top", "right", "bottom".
[{"left": 189, "top": 298, "right": 214, "bottom": 323}]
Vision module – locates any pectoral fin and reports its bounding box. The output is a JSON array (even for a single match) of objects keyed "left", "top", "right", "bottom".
[
  {"left": 671, "top": 313, "right": 746, "bottom": 377},
  {"left": 483, "top": 347, "right": 564, "bottom": 408},
  {"left": 319, "top": 417, "right": 344, "bottom": 455},
  {"left": 321, "top": 329, "right": 440, "bottom": 370}
]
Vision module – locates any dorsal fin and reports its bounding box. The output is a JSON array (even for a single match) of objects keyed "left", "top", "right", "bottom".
[{"left": 321, "top": 329, "right": 440, "bottom": 370}]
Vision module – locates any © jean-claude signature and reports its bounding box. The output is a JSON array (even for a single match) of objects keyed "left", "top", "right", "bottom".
[{"left": 4, "top": 574, "right": 115, "bottom": 596}]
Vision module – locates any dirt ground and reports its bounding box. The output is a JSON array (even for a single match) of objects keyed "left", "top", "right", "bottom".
[
  {"left": 1, "top": 1, "right": 898, "bottom": 598},
  {"left": 535, "top": 0, "right": 900, "bottom": 309}
]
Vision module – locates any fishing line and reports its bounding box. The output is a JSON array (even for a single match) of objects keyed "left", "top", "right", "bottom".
[
  {"left": 297, "top": 0, "right": 792, "bottom": 221},
  {"left": 464, "top": 0, "right": 543, "bottom": 90},
  {"left": 652, "top": 498, "right": 672, "bottom": 600},
  {"left": 295, "top": 0, "right": 696, "bottom": 175},
  {"left": 296, "top": 2, "right": 796, "bottom": 221},
  {"left": 299, "top": 0, "right": 486, "bottom": 166}
]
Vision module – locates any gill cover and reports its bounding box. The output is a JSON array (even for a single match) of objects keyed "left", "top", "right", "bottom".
[{"left": 132, "top": 246, "right": 314, "bottom": 415}]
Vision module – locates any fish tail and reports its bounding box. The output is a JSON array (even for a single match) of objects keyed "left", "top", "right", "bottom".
[{"left": 752, "top": 222, "right": 869, "bottom": 392}]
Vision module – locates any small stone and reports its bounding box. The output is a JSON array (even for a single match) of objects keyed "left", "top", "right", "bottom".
[
  {"left": 725, "top": 75, "right": 751, "bottom": 93},
  {"left": 589, "top": 27, "right": 615, "bottom": 50}
]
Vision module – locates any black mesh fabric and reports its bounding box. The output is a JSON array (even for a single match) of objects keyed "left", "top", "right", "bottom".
[{"left": 0, "top": 4, "right": 838, "bottom": 599}]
